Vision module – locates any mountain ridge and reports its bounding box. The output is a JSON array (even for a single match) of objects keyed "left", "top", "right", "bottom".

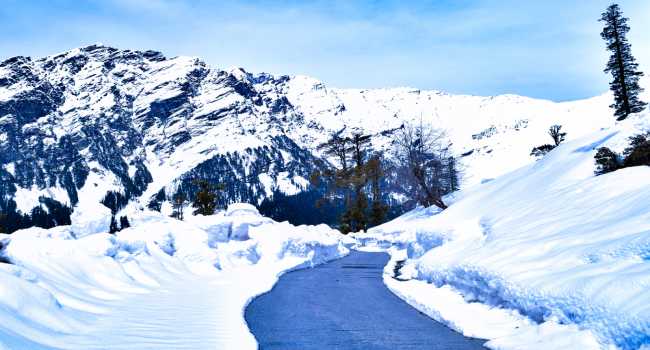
[{"left": 0, "top": 45, "right": 626, "bottom": 232}]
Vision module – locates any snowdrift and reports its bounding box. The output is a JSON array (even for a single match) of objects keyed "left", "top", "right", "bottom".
[
  {"left": 361, "top": 113, "right": 650, "bottom": 350},
  {"left": 0, "top": 204, "right": 349, "bottom": 349}
]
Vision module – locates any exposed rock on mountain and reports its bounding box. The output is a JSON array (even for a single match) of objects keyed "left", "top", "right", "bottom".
[{"left": 0, "top": 45, "right": 616, "bottom": 232}]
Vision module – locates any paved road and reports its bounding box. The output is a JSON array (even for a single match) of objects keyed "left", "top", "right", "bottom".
[{"left": 245, "top": 250, "right": 487, "bottom": 350}]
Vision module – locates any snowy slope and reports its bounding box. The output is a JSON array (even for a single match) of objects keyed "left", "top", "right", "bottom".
[
  {"left": 357, "top": 109, "right": 650, "bottom": 349},
  {"left": 0, "top": 45, "right": 620, "bottom": 232},
  {"left": 0, "top": 204, "right": 349, "bottom": 349},
  {"left": 286, "top": 76, "right": 614, "bottom": 186}
]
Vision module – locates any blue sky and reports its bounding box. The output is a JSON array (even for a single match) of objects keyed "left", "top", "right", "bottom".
[{"left": 1, "top": 0, "right": 649, "bottom": 101}]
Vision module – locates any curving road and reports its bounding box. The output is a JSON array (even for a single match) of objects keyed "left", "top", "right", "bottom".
[{"left": 245, "top": 250, "right": 487, "bottom": 350}]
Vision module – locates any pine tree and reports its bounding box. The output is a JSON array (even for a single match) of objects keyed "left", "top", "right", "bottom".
[
  {"left": 317, "top": 133, "right": 354, "bottom": 232},
  {"left": 600, "top": 4, "right": 647, "bottom": 121},
  {"left": 315, "top": 132, "right": 378, "bottom": 233},
  {"left": 347, "top": 133, "right": 372, "bottom": 232},
  {"left": 366, "top": 156, "right": 388, "bottom": 227},
  {"left": 192, "top": 180, "right": 222, "bottom": 216}
]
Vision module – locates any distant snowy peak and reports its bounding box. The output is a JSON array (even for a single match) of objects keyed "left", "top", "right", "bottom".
[{"left": 0, "top": 45, "right": 633, "bottom": 232}]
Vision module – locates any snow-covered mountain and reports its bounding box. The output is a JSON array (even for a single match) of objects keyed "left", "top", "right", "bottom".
[{"left": 0, "top": 45, "right": 619, "bottom": 232}]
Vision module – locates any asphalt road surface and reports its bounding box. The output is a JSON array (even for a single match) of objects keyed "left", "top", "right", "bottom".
[{"left": 245, "top": 250, "right": 487, "bottom": 350}]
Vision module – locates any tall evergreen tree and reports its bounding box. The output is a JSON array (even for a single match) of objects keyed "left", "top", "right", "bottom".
[
  {"left": 347, "top": 133, "right": 372, "bottom": 232},
  {"left": 600, "top": 4, "right": 647, "bottom": 120},
  {"left": 315, "top": 131, "right": 385, "bottom": 233},
  {"left": 366, "top": 155, "right": 389, "bottom": 227},
  {"left": 315, "top": 133, "right": 354, "bottom": 232}
]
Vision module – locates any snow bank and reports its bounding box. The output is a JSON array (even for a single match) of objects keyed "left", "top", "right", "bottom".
[
  {"left": 70, "top": 202, "right": 112, "bottom": 237},
  {"left": 0, "top": 204, "right": 348, "bottom": 349},
  {"left": 362, "top": 113, "right": 650, "bottom": 350}
]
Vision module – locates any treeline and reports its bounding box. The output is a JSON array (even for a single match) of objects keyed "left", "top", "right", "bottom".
[
  {"left": 258, "top": 187, "right": 344, "bottom": 226},
  {"left": 312, "top": 121, "right": 460, "bottom": 234},
  {"left": 0, "top": 199, "right": 72, "bottom": 234}
]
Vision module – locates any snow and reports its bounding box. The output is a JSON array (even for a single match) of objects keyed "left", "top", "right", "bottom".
[
  {"left": 376, "top": 248, "right": 605, "bottom": 350},
  {"left": 285, "top": 75, "right": 615, "bottom": 188},
  {"left": 0, "top": 204, "right": 348, "bottom": 349},
  {"left": 12, "top": 185, "right": 70, "bottom": 214},
  {"left": 70, "top": 202, "right": 112, "bottom": 237},
  {"left": 3, "top": 45, "right": 650, "bottom": 349},
  {"left": 357, "top": 111, "right": 650, "bottom": 350}
]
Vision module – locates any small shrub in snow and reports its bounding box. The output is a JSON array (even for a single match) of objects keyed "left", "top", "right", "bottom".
[
  {"left": 594, "top": 147, "right": 622, "bottom": 175},
  {"left": 548, "top": 124, "right": 567, "bottom": 146},
  {"left": 530, "top": 144, "right": 556, "bottom": 158},
  {"left": 530, "top": 125, "right": 567, "bottom": 158},
  {"left": 594, "top": 133, "right": 650, "bottom": 175},
  {"left": 622, "top": 133, "right": 650, "bottom": 167}
]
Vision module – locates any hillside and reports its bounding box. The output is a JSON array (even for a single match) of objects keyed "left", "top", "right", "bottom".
[{"left": 357, "top": 110, "right": 650, "bottom": 349}]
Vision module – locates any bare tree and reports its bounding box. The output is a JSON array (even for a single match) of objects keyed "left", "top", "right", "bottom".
[
  {"left": 172, "top": 192, "right": 187, "bottom": 220},
  {"left": 548, "top": 125, "right": 567, "bottom": 146},
  {"left": 393, "top": 121, "right": 456, "bottom": 210},
  {"left": 531, "top": 125, "right": 567, "bottom": 158}
]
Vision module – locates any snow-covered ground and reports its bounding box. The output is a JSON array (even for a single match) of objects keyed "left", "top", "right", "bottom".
[
  {"left": 0, "top": 204, "right": 350, "bottom": 349},
  {"left": 355, "top": 112, "right": 650, "bottom": 350}
]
